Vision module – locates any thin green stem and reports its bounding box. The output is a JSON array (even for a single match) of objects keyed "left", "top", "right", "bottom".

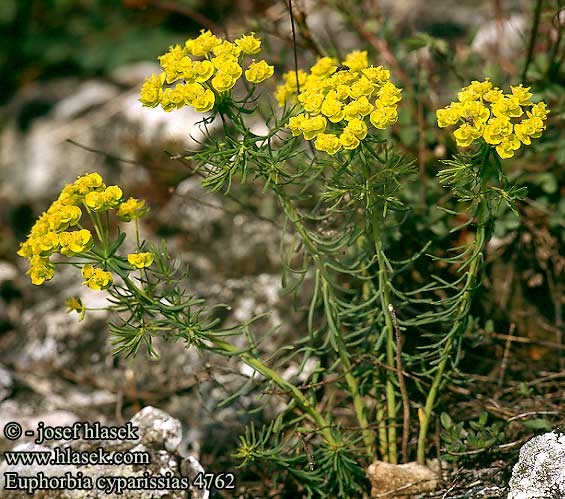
[
  {"left": 416, "top": 227, "right": 484, "bottom": 464},
  {"left": 370, "top": 209, "right": 397, "bottom": 464},
  {"left": 212, "top": 338, "right": 337, "bottom": 446},
  {"left": 416, "top": 149, "right": 491, "bottom": 464},
  {"left": 83, "top": 204, "right": 104, "bottom": 247},
  {"left": 106, "top": 252, "right": 337, "bottom": 447},
  {"left": 376, "top": 404, "right": 388, "bottom": 460},
  {"left": 321, "top": 279, "right": 376, "bottom": 458},
  {"left": 279, "top": 194, "right": 376, "bottom": 459},
  {"left": 135, "top": 218, "right": 141, "bottom": 247}
]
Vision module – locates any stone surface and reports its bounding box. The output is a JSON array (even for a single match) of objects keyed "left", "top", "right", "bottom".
[
  {"left": 0, "top": 406, "right": 207, "bottom": 499},
  {"left": 507, "top": 430, "right": 565, "bottom": 499},
  {"left": 367, "top": 460, "right": 438, "bottom": 498},
  {"left": 0, "top": 71, "right": 219, "bottom": 205},
  {"left": 471, "top": 15, "right": 527, "bottom": 61}
]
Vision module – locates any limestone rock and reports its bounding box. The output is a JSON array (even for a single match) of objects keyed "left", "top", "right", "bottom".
[
  {"left": 130, "top": 406, "right": 182, "bottom": 453},
  {"left": 507, "top": 430, "right": 565, "bottom": 499},
  {"left": 471, "top": 15, "right": 527, "bottom": 61},
  {"left": 367, "top": 460, "right": 438, "bottom": 498}
]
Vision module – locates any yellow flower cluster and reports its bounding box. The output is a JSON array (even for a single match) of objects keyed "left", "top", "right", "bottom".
[
  {"left": 117, "top": 198, "right": 148, "bottom": 222},
  {"left": 277, "top": 51, "right": 402, "bottom": 154},
  {"left": 437, "top": 80, "right": 549, "bottom": 159},
  {"left": 18, "top": 173, "right": 148, "bottom": 287},
  {"left": 139, "top": 30, "right": 274, "bottom": 113},
  {"left": 128, "top": 252, "right": 154, "bottom": 269},
  {"left": 82, "top": 264, "right": 113, "bottom": 291}
]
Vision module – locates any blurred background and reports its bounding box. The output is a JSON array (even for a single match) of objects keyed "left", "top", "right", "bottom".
[{"left": 0, "top": 0, "right": 563, "bottom": 497}]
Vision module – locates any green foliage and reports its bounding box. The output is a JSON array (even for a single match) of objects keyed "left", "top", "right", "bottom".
[
  {"left": 440, "top": 412, "right": 506, "bottom": 462},
  {"left": 0, "top": 0, "right": 233, "bottom": 104}
]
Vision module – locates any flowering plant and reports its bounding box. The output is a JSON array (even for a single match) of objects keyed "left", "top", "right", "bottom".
[
  {"left": 18, "top": 27, "right": 552, "bottom": 497},
  {"left": 17, "top": 173, "right": 148, "bottom": 289},
  {"left": 437, "top": 79, "right": 549, "bottom": 158},
  {"left": 279, "top": 51, "right": 401, "bottom": 153},
  {"left": 140, "top": 30, "right": 274, "bottom": 114}
]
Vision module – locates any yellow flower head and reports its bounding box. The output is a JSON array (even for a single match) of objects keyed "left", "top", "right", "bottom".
[
  {"left": 128, "top": 252, "right": 155, "bottom": 270},
  {"left": 212, "top": 72, "right": 238, "bottom": 93},
  {"left": 59, "top": 229, "right": 93, "bottom": 256},
  {"left": 283, "top": 53, "right": 400, "bottom": 153},
  {"left": 315, "top": 133, "right": 341, "bottom": 155},
  {"left": 362, "top": 66, "right": 390, "bottom": 86},
  {"left": 48, "top": 205, "right": 82, "bottom": 232},
  {"left": 343, "top": 51, "right": 368, "bottom": 72},
  {"left": 27, "top": 256, "right": 55, "bottom": 286},
  {"left": 34, "top": 231, "right": 60, "bottom": 256},
  {"left": 510, "top": 84, "right": 533, "bottom": 106},
  {"left": 140, "top": 31, "right": 271, "bottom": 114},
  {"left": 346, "top": 118, "right": 368, "bottom": 140},
  {"left": 213, "top": 41, "right": 242, "bottom": 58},
  {"left": 369, "top": 107, "right": 397, "bottom": 129},
  {"left": 159, "top": 44, "right": 186, "bottom": 83},
  {"left": 321, "top": 95, "right": 345, "bottom": 123},
  {"left": 245, "top": 60, "right": 274, "bottom": 84},
  {"left": 495, "top": 134, "right": 521, "bottom": 159},
  {"left": 185, "top": 30, "right": 222, "bottom": 56},
  {"left": 302, "top": 115, "right": 327, "bottom": 140},
  {"left": 436, "top": 79, "right": 549, "bottom": 158},
  {"left": 85, "top": 191, "right": 106, "bottom": 212},
  {"left": 139, "top": 73, "right": 165, "bottom": 108},
  {"left": 311, "top": 57, "right": 337, "bottom": 78},
  {"left": 235, "top": 32, "right": 261, "bottom": 55},
  {"left": 339, "top": 130, "right": 361, "bottom": 150},
  {"left": 82, "top": 264, "right": 113, "bottom": 291},
  {"left": 191, "top": 88, "right": 215, "bottom": 113},
  {"left": 453, "top": 123, "right": 482, "bottom": 147},
  {"left": 103, "top": 186, "right": 123, "bottom": 209},
  {"left": 66, "top": 296, "right": 86, "bottom": 321},
  {"left": 18, "top": 172, "right": 151, "bottom": 289},
  {"left": 349, "top": 77, "right": 374, "bottom": 100},
  {"left": 287, "top": 114, "right": 308, "bottom": 136},
  {"left": 192, "top": 60, "right": 215, "bottom": 83},
  {"left": 117, "top": 198, "right": 148, "bottom": 222},
  {"left": 298, "top": 91, "right": 325, "bottom": 114}
]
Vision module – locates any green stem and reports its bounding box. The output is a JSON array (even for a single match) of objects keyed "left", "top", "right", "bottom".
[
  {"left": 321, "top": 279, "right": 376, "bottom": 458},
  {"left": 107, "top": 255, "right": 337, "bottom": 448},
  {"left": 370, "top": 209, "right": 397, "bottom": 464},
  {"left": 376, "top": 404, "right": 388, "bottom": 460},
  {"left": 416, "top": 228, "right": 483, "bottom": 464},
  {"left": 212, "top": 338, "right": 337, "bottom": 447},
  {"left": 108, "top": 256, "right": 334, "bottom": 445},
  {"left": 83, "top": 204, "right": 104, "bottom": 247},
  {"left": 416, "top": 154, "right": 491, "bottom": 464},
  {"left": 279, "top": 194, "right": 376, "bottom": 459}
]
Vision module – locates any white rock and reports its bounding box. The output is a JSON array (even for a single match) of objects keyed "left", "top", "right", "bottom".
[
  {"left": 507, "top": 430, "right": 565, "bottom": 499},
  {"left": 472, "top": 15, "right": 527, "bottom": 61}
]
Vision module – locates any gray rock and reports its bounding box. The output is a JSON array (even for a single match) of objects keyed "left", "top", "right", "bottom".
[
  {"left": 130, "top": 406, "right": 182, "bottom": 452},
  {"left": 471, "top": 15, "right": 527, "bottom": 61},
  {"left": 0, "top": 70, "right": 220, "bottom": 204},
  {"left": 0, "top": 262, "right": 17, "bottom": 284},
  {"left": 507, "top": 430, "right": 565, "bottom": 499}
]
